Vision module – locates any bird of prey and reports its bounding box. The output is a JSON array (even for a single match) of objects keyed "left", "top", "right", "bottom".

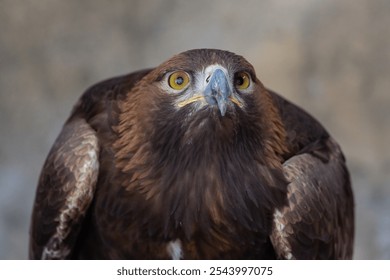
[{"left": 29, "top": 49, "right": 354, "bottom": 259}]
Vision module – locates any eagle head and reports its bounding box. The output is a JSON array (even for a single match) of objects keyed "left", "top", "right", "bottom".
[
  {"left": 120, "top": 48, "right": 280, "bottom": 150},
  {"left": 149, "top": 49, "right": 259, "bottom": 117}
]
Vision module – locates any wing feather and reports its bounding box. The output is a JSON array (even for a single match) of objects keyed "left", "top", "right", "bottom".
[
  {"left": 270, "top": 137, "right": 354, "bottom": 259},
  {"left": 29, "top": 117, "right": 99, "bottom": 259}
]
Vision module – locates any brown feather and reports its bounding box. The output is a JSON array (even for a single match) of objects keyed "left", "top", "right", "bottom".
[{"left": 29, "top": 117, "right": 99, "bottom": 259}]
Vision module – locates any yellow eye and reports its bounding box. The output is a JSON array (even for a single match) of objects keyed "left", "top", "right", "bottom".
[
  {"left": 235, "top": 72, "right": 251, "bottom": 90},
  {"left": 168, "top": 71, "right": 190, "bottom": 91}
]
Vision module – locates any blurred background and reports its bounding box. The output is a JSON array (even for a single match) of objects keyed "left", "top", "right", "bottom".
[{"left": 0, "top": 0, "right": 389, "bottom": 259}]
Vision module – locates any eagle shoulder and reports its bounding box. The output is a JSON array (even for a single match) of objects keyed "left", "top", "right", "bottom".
[
  {"left": 30, "top": 68, "right": 153, "bottom": 259},
  {"left": 268, "top": 92, "right": 354, "bottom": 259},
  {"left": 29, "top": 115, "right": 100, "bottom": 259}
]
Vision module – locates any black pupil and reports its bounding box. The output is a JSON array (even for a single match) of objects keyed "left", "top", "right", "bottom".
[
  {"left": 176, "top": 76, "right": 184, "bottom": 85},
  {"left": 236, "top": 76, "right": 244, "bottom": 86}
]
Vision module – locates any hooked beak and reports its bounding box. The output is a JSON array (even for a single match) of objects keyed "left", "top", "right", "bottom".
[
  {"left": 203, "top": 68, "right": 231, "bottom": 116},
  {"left": 176, "top": 68, "right": 243, "bottom": 114}
]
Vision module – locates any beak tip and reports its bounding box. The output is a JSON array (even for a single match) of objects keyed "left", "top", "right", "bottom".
[{"left": 217, "top": 100, "right": 228, "bottom": 116}]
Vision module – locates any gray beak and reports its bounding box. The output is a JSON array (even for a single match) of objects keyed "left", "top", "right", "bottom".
[{"left": 203, "top": 69, "right": 231, "bottom": 116}]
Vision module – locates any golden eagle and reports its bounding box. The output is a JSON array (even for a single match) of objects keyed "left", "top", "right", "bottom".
[{"left": 30, "top": 49, "right": 354, "bottom": 259}]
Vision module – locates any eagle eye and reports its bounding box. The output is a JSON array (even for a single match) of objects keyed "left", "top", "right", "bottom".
[
  {"left": 234, "top": 72, "right": 251, "bottom": 90},
  {"left": 168, "top": 71, "right": 190, "bottom": 91}
]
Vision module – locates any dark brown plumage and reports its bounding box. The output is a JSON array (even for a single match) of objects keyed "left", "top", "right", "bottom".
[{"left": 29, "top": 49, "right": 354, "bottom": 259}]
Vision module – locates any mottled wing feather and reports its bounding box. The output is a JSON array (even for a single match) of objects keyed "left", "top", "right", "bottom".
[
  {"left": 271, "top": 137, "right": 354, "bottom": 259},
  {"left": 29, "top": 117, "right": 99, "bottom": 259}
]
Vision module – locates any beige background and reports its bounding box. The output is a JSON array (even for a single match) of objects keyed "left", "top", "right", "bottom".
[{"left": 0, "top": 0, "right": 389, "bottom": 259}]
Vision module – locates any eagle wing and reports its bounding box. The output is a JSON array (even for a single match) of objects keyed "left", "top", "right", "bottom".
[
  {"left": 29, "top": 116, "right": 99, "bottom": 259},
  {"left": 268, "top": 94, "right": 354, "bottom": 259},
  {"left": 29, "top": 69, "right": 152, "bottom": 259}
]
